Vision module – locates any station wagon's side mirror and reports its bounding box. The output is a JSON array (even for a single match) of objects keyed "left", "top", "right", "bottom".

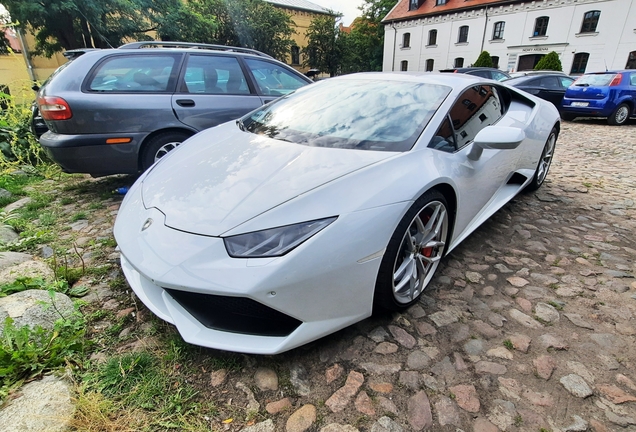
[{"left": 468, "top": 126, "right": 526, "bottom": 160}]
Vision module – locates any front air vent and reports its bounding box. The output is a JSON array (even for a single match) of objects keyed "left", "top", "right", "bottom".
[{"left": 165, "top": 289, "right": 302, "bottom": 337}]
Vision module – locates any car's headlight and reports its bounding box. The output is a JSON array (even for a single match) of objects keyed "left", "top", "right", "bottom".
[{"left": 224, "top": 217, "right": 337, "bottom": 258}]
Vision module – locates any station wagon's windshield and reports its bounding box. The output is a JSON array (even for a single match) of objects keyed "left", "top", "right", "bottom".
[{"left": 242, "top": 79, "right": 451, "bottom": 152}]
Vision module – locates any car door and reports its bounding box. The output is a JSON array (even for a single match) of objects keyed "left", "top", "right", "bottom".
[
  {"left": 428, "top": 85, "right": 521, "bottom": 241},
  {"left": 171, "top": 54, "right": 263, "bottom": 131},
  {"left": 242, "top": 58, "right": 311, "bottom": 105}
]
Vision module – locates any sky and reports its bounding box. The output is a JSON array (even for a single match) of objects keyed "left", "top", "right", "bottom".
[{"left": 310, "top": 0, "right": 366, "bottom": 26}]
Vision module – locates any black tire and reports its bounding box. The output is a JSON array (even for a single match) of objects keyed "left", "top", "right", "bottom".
[
  {"left": 607, "top": 103, "right": 630, "bottom": 126},
  {"left": 525, "top": 126, "right": 558, "bottom": 192},
  {"left": 560, "top": 112, "right": 576, "bottom": 122},
  {"left": 373, "top": 190, "right": 450, "bottom": 312},
  {"left": 141, "top": 131, "right": 191, "bottom": 171}
]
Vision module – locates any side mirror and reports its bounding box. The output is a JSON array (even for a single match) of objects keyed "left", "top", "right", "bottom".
[{"left": 468, "top": 126, "right": 525, "bottom": 160}]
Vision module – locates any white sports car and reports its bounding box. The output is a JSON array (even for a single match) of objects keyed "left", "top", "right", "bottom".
[{"left": 114, "top": 72, "right": 559, "bottom": 354}]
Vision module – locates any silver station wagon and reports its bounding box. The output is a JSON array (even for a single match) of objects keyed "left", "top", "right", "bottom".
[{"left": 37, "top": 42, "right": 312, "bottom": 177}]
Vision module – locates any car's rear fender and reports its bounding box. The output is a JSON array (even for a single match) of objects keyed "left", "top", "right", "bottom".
[{"left": 137, "top": 127, "right": 197, "bottom": 170}]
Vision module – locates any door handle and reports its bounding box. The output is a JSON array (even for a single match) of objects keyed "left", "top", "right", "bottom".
[{"left": 176, "top": 99, "right": 195, "bottom": 107}]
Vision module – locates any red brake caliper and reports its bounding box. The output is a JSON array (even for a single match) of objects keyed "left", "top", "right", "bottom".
[{"left": 420, "top": 213, "right": 433, "bottom": 258}]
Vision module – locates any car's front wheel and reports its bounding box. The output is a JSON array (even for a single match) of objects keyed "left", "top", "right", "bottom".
[
  {"left": 525, "top": 126, "right": 557, "bottom": 192},
  {"left": 608, "top": 103, "right": 630, "bottom": 126},
  {"left": 141, "top": 131, "right": 191, "bottom": 171},
  {"left": 374, "top": 190, "right": 450, "bottom": 312}
]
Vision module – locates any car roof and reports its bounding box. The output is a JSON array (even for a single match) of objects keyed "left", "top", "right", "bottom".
[
  {"left": 332, "top": 71, "right": 487, "bottom": 88},
  {"left": 505, "top": 74, "right": 573, "bottom": 84}
]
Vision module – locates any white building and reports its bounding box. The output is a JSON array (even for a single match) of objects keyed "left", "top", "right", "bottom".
[{"left": 382, "top": 0, "right": 636, "bottom": 74}]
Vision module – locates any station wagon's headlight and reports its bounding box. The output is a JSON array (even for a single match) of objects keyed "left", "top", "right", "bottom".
[{"left": 224, "top": 217, "right": 337, "bottom": 258}]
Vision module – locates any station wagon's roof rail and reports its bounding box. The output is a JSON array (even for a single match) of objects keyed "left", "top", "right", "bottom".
[{"left": 118, "top": 41, "right": 273, "bottom": 59}]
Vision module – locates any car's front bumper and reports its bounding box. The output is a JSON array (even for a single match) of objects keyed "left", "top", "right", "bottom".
[
  {"left": 114, "top": 182, "right": 406, "bottom": 354},
  {"left": 39, "top": 131, "right": 145, "bottom": 176}
]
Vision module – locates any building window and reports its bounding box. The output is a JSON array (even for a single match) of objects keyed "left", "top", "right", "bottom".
[
  {"left": 491, "top": 56, "right": 500, "bottom": 68},
  {"left": 458, "top": 26, "right": 469, "bottom": 43},
  {"left": 402, "top": 33, "right": 411, "bottom": 48},
  {"left": 454, "top": 57, "right": 464, "bottom": 68},
  {"left": 533, "top": 16, "right": 549, "bottom": 37},
  {"left": 409, "top": 0, "right": 420, "bottom": 11},
  {"left": 580, "top": 10, "right": 600, "bottom": 33},
  {"left": 428, "top": 29, "right": 438, "bottom": 46},
  {"left": 492, "top": 21, "right": 505, "bottom": 40},
  {"left": 426, "top": 59, "right": 434, "bottom": 71},
  {"left": 291, "top": 46, "right": 300, "bottom": 65},
  {"left": 627, "top": 51, "right": 636, "bottom": 69},
  {"left": 436, "top": 0, "right": 446, "bottom": 5},
  {"left": 401, "top": 60, "right": 408, "bottom": 71},
  {"left": 570, "top": 53, "right": 589, "bottom": 74}
]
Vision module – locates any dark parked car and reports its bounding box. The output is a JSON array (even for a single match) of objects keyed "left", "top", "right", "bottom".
[
  {"left": 505, "top": 74, "right": 575, "bottom": 111},
  {"left": 36, "top": 42, "right": 312, "bottom": 176},
  {"left": 561, "top": 71, "right": 636, "bottom": 125},
  {"left": 440, "top": 67, "right": 510, "bottom": 82}
]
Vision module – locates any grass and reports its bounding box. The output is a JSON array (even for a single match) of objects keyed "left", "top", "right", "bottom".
[
  {"left": 0, "top": 311, "right": 87, "bottom": 402},
  {"left": 503, "top": 339, "right": 513, "bottom": 350}
]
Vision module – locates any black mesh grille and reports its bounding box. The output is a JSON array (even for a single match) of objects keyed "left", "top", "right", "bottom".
[{"left": 165, "top": 289, "right": 302, "bottom": 337}]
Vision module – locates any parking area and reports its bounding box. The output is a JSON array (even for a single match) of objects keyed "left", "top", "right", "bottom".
[{"left": 217, "top": 119, "right": 636, "bottom": 432}]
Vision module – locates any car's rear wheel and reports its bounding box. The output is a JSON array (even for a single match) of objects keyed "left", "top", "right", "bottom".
[
  {"left": 525, "top": 126, "right": 557, "bottom": 192},
  {"left": 141, "top": 131, "right": 191, "bottom": 171},
  {"left": 608, "top": 103, "right": 630, "bottom": 126},
  {"left": 374, "top": 191, "right": 449, "bottom": 312}
]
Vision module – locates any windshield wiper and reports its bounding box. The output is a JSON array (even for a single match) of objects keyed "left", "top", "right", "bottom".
[{"left": 236, "top": 119, "right": 246, "bottom": 131}]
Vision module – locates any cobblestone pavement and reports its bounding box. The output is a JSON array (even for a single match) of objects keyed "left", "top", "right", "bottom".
[{"left": 215, "top": 120, "right": 636, "bottom": 432}]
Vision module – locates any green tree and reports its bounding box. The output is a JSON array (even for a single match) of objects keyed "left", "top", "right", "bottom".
[
  {"left": 188, "top": 0, "right": 294, "bottom": 60},
  {"left": 534, "top": 51, "right": 563, "bottom": 71},
  {"left": 341, "top": 0, "right": 398, "bottom": 73},
  {"left": 473, "top": 50, "right": 493, "bottom": 67},
  {"left": 303, "top": 13, "right": 342, "bottom": 76},
  {"left": 2, "top": 0, "right": 216, "bottom": 57}
]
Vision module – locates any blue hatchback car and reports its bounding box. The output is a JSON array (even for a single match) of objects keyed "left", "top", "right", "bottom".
[{"left": 561, "top": 71, "right": 636, "bottom": 125}]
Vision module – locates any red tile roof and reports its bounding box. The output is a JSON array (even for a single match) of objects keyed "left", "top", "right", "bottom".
[{"left": 384, "top": 0, "right": 521, "bottom": 23}]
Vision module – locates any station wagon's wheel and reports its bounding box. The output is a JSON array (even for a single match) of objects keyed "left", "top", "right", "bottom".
[
  {"left": 525, "top": 126, "right": 557, "bottom": 192},
  {"left": 374, "top": 190, "right": 449, "bottom": 312},
  {"left": 608, "top": 103, "right": 630, "bottom": 126},
  {"left": 141, "top": 131, "right": 191, "bottom": 171}
]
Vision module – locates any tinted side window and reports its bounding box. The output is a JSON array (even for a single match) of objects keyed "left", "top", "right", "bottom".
[
  {"left": 244, "top": 58, "right": 307, "bottom": 97},
  {"left": 88, "top": 55, "right": 177, "bottom": 92},
  {"left": 469, "top": 70, "right": 490, "bottom": 78},
  {"left": 449, "top": 86, "right": 503, "bottom": 149},
  {"left": 539, "top": 76, "right": 560, "bottom": 89},
  {"left": 429, "top": 115, "right": 457, "bottom": 152},
  {"left": 182, "top": 55, "right": 249, "bottom": 95},
  {"left": 491, "top": 71, "right": 508, "bottom": 82}
]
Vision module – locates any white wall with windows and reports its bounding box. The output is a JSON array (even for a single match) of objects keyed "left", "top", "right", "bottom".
[{"left": 383, "top": 0, "right": 636, "bottom": 74}]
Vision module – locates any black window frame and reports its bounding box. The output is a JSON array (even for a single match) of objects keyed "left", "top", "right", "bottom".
[
  {"left": 409, "top": 0, "right": 421, "bottom": 11},
  {"left": 454, "top": 57, "right": 464, "bottom": 68},
  {"left": 401, "top": 60, "right": 408, "bottom": 71},
  {"left": 627, "top": 51, "right": 636, "bottom": 69},
  {"left": 291, "top": 46, "right": 300, "bottom": 65},
  {"left": 533, "top": 16, "right": 549, "bottom": 37},
  {"left": 458, "top": 26, "right": 469, "bottom": 43},
  {"left": 403, "top": 33, "right": 411, "bottom": 48},
  {"left": 426, "top": 59, "right": 434, "bottom": 72},
  {"left": 580, "top": 10, "right": 600, "bottom": 33},
  {"left": 491, "top": 56, "right": 500, "bottom": 68},
  {"left": 492, "top": 21, "right": 505, "bottom": 40},
  {"left": 570, "top": 52, "right": 590, "bottom": 74},
  {"left": 428, "top": 29, "right": 438, "bottom": 46},
  {"left": 436, "top": 0, "right": 446, "bottom": 5}
]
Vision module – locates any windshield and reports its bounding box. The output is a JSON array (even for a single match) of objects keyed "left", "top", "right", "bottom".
[
  {"left": 242, "top": 78, "right": 451, "bottom": 152},
  {"left": 574, "top": 74, "right": 616, "bottom": 86}
]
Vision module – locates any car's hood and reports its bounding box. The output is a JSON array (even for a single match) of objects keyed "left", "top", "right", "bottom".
[{"left": 142, "top": 122, "right": 394, "bottom": 236}]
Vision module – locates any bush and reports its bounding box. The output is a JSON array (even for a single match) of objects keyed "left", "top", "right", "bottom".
[
  {"left": 473, "top": 51, "right": 493, "bottom": 68},
  {"left": 534, "top": 51, "right": 563, "bottom": 71},
  {"left": 0, "top": 89, "right": 47, "bottom": 169}
]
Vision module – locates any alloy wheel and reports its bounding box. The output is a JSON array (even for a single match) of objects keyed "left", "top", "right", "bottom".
[
  {"left": 392, "top": 200, "right": 448, "bottom": 304},
  {"left": 154, "top": 141, "right": 181, "bottom": 162},
  {"left": 536, "top": 132, "right": 556, "bottom": 185}
]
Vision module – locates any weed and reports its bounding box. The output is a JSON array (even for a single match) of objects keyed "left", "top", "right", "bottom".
[
  {"left": 0, "top": 313, "right": 87, "bottom": 402},
  {"left": 548, "top": 283, "right": 559, "bottom": 290},
  {"left": 503, "top": 339, "right": 513, "bottom": 350},
  {"left": 88, "top": 202, "right": 104, "bottom": 210},
  {"left": 513, "top": 415, "right": 523, "bottom": 426},
  {"left": 72, "top": 211, "right": 88, "bottom": 222},
  {"left": 449, "top": 392, "right": 456, "bottom": 400},
  {"left": 0, "top": 277, "right": 88, "bottom": 298},
  {"left": 60, "top": 197, "right": 74, "bottom": 205},
  {"left": 581, "top": 181, "right": 593, "bottom": 188},
  {"left": 552, "top": 257, "right": 561, "bottom": 266},
  {"left": 547, "top": 301, "right": 563, "bottom": 311}
]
